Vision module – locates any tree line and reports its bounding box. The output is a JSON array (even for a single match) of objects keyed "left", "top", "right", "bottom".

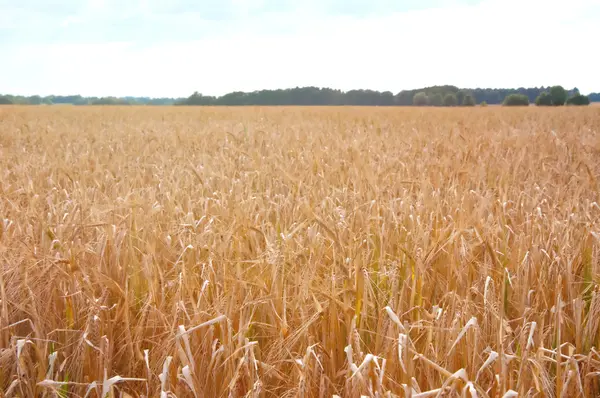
[
  {"left": 0, "top": 86, "right": 597, "bottom": 106},
  {"left": 0, "top": 95, "right": 182, "bottom": 106},
  {"left": 587, "top": 93, "right": 600, "bottom": 102},
  {"left": 177, "top": 85, "right": 595, "bottom": 106},
  {"left": 502, "top": 86, "right": 591, "bottom": 106}
]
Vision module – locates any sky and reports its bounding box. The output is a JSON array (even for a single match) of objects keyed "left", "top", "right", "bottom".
[{"left": 0, "top": 0, "right": 598, "bottom": 97}]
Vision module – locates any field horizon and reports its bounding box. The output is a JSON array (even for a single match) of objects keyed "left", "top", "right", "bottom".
[{"left": 1, "top": 105, "right": 599, "bottom": 397}]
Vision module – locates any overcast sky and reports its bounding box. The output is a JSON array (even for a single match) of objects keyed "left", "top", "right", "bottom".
[{"left": 1, "top": 0, "right": 598, "bottom": 97}]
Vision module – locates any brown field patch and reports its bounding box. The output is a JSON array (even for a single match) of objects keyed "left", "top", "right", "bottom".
[{"left": 1, "top": 105, "right": 600, "bottom": 397}]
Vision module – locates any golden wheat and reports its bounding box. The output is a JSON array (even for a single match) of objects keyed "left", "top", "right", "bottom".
[{"left": 0, "top": 105, "right": 599, "bottom": 397}]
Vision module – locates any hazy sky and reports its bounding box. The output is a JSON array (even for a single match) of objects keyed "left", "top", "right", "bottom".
[{"left": 1, "top": 0, "right": 598, "bottom": 97}]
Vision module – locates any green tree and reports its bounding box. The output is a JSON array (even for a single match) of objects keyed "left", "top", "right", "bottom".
[
  {"left": 462, "top": 94, "right": 476, "bottom": 106},
  {"left": 566, "top": 94, "right": 590, "bottom": 106},
  {"left": 535, "top": 92, "right": 552, "bottom": 106},
  {"left": 443, "top": 93, "right": 458, "bottom": 107},
  {"left": 549, "top": 85, "right": 567, "bottom": 106},
  {"left": 413, "top": 92, "right": 429, "bottom": 106},
  {"left": 90, "top": 97, "right": 131, "bottom": 105},
  {"left": 0, "top": 96, "right": 13, "bottom": 105},
  {"left": 28, "top": 95, "right": 43, "bottom": 105},
  {"left": 503, "top": 94, "right": 529, "bottom": 106},
  {"left": 429, "top": 93, "right": 443, "bottom": 107}
]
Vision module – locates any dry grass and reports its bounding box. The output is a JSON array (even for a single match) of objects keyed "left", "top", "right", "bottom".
[{"left": 0, "top": 105, "right": 599, "bottom": 397}]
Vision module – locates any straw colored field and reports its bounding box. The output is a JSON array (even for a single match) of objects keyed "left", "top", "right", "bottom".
[{"left": 0, "top": 106, "right": 599, "bottom": 397}]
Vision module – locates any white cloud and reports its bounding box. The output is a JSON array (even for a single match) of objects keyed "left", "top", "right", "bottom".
[{"left": 0, "top": 0, "right": 598, "bottom": 97}]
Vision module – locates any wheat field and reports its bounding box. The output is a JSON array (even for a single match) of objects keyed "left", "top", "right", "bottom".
[{"left": 0, "top": 105, "right": 599, "bottom": 397}]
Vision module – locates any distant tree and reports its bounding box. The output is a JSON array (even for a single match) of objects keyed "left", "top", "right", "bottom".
[
  {"left": 535, "top": 92, "right": 552, "bottom": 106},
  {"left": 0, "top": 96, "right": 13, "bottom": 105},
  {"left": 90, "top": 97, "right": 131, "bottom": 105},
  {"left": 177, "top": 91, "right": 217, "bottom": 106},
  {"left": 0, "top": 85, "right": 592, "bottom": 107},
  {"left": 549, "top": 85, "right": 567, "bottom": 106},
  {"left": 462, "top": 94, "right": 476, "bottom": 106},
  {"left": 73, "top": 97, "right": 91, "bottom": 105},
  {"left": 429, "top": 93, "right": 443, "bottom": 107},
  {"left": 443, "top": 93, "right": 458, "bottom": 107},
  {"left": 28, "top": 95, "right": 43, "bottom": 105},
  {"left": 470, "top": 87, "right": 558, "bottom": 105},
  {"left": 380, "top": 91, "right": 395, "bottom": 106},
  {"left": 480, "top": 101, "right": 488, "bottom": 107},
  {"left": 413, "top": 92, "right": 429, "bottom": 106},
  {"left": 503, "top": 94, "right": 530, "bottom": 106},
  {"left": 566, "top": 94, "right": 590, "bottom": 106}
]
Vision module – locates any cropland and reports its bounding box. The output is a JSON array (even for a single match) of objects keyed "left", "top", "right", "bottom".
[{"left": 1, "top": 106, "right": 599, "bottom": 397}]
